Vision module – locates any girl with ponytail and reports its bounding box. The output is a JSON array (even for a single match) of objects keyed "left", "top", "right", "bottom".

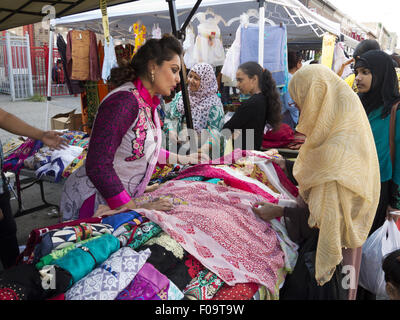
[{"left": 223, "top": 61, "right": 282, "bottom": 150}]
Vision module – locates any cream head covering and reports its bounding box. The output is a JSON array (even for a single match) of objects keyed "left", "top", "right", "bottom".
[{"left": 289, "top": 64, "right": 380, "bottom": 285}]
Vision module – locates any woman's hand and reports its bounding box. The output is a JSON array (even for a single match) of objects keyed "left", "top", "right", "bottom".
[
  {"left": 251, "top": 201, "right": 284, "bottom": 221},
  {"left": 41, "top": 131, "right": 69, "bottom": 150},
  {"left": 263, "top": 149, "right": 279, "bottom": 157},
  {"left": 336, "top": 58, "right": 354, "bottom": 77},
  {"left": 386, "top": 205, "right": 400, "bottom": 223},
  {"left": 145, "top": 183, "right": 160, "bottom": 193},
  {"left": 140, "top": 198, "right": 174, "bottom": 211},
  {"left": 179, "top": 152, "right": 210, "bottom": 164},
  {"left": 93, "top": 204, "right": 130, "bottom": 218}
]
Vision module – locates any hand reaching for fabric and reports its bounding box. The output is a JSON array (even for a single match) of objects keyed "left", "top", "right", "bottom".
[
  {"left": 145, "top": 183, "right": 160, "bottom": 193},
  {"left": 41, "top": 131, "right": 69, "bottom": 150},
  {"left": 263, "top": 149, "right": 280, "bottom": 157},
  {"left": 93, "top": 204, "right": 130, "bottom": 218},
  {"left": 252, "top": 201, "right": 284, "bottom": 221},
  {"left": 140, "top": 198, "right": 174, "bottom": 211}
]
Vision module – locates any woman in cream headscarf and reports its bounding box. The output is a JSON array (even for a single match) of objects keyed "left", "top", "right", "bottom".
[{"left": 252, "top": 64, "right": 380, "bottom": 299}]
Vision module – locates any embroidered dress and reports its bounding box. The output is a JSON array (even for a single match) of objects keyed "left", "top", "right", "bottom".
[{"left": 60, "top": 79, "right": 163, "bottom": 221}]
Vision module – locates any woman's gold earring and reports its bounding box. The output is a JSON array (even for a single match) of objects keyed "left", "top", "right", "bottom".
[{"left": 151, "top": 71, "right": 155, "bottom": 83}]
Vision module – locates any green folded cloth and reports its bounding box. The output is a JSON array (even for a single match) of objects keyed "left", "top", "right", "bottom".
[
  {"left": 54, "top": 234, "right": 120, "bottom": 288},
  {"left": 35, "top": 236, "right": 101, "bottom": 270}
]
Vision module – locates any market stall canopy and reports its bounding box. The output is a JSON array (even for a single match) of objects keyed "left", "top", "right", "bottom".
[
  {"left": 53, "top": 0, "right": 341, "bottom": 47},
  {"left": 0, "top": 0, "right": 137, "bottom": 31}
]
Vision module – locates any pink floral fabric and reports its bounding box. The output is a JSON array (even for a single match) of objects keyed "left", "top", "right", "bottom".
[{"left": 135, "top": 180, "right": 285, "bottom": 294}]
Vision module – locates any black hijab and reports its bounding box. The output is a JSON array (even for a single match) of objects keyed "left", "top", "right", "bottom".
[{"left": 354, "top": 50, "right": 400, "bottom": 118}]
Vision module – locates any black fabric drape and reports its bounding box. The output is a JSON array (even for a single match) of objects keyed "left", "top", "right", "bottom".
[{"left": 56, "top": 34, "right": 83, "bottom": 95}]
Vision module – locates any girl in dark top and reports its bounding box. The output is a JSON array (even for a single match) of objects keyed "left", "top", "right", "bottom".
[
  {"left": 223, "top": 61, "right": 281, "bottom": 151},
  {"left": 354, "top": 50, "right": 400, "bottom": 235}
]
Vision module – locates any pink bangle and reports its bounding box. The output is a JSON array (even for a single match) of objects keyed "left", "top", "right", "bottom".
[{"left": 106, "top": 190, "right": 131, "bottom": 209}]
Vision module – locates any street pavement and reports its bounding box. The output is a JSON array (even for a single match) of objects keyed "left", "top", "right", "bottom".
[{"left": 0, "top": 93, "right": 81, "bottom": 271}]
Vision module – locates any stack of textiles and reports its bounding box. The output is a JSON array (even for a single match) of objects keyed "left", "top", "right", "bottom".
[
  {"left": 2, "top": 137, "right": 25, "bottom": 159},
  {"left": 3, "top": 131, "right": 90, "bottom": 182},
  {"left": 2, "top": 150, "right": 300, "bottom": 300}
]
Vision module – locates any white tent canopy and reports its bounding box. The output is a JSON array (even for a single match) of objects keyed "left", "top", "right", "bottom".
[{"left": 54, "top": 0, "right": 341, "bottom": 47}]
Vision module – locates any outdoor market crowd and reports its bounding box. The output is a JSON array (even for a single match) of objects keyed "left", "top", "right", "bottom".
[{"left": 1, "top": 33, "right": 400, "bottom": 301}]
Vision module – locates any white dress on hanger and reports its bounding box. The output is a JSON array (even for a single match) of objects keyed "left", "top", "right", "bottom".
[
  {"left": 183, "top": 26, "right": 196, "bottom": 69},
  {"left": 221, "top": 25, "right": 241, "bottom": 83},
  {"left": 152, "top": 24, "right": 162, "bottom": 39},
  {"left": 192, "top": 13, "right": 225, "bottom": 67},
  {"left": 102, "top": 36, "right": 118, "bottom": 83}
]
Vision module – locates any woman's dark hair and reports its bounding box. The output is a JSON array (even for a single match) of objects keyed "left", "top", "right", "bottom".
[
  {"left": 238, "top": 61, "right": 282, "bottom": 130},
  {"left": 109, "top": 34, "right": 183, "bottom": 87},
  {"left": 288, "top": 51, "right": 303, "bottom": 70},
  {"left": 383, "top": 249, "right": 400, "bottom": 289}
]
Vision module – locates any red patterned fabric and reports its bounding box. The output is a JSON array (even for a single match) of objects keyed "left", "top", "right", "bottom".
[
  {"left": 262, "top": 123, "right": 295, "bottom": 148},
  {"left": 137, "top": 180, "right": 285, "bottom": 293},
  {"left": 212, "top": 283, "right": 259, "bottom": 300},
  {"left": 185, "top": 254, "right": 205, "bottom": 279}
]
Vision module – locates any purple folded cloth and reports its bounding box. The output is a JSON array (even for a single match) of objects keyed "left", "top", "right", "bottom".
[{"left": 115, "top": 263, "right": 170, "bottom": 300}]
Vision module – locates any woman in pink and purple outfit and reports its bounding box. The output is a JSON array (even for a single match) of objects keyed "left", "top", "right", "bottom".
[{"left": 60, "top": 35, "right": 204, "bottom": 221}]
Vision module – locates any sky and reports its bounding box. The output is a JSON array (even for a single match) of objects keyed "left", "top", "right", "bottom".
[{"left": 329, "top": 0, "right": 400, "bottom": 48}]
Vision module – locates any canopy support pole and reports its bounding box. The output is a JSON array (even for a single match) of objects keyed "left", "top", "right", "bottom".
[
  {"left": 258, "top": 0, "right": 265, "bottom": 67},
  {"left": 45, "top": 24, "right": 54, "bottom": 131},
  {"left": 166, "top": 0, "right": 202, "bottom": 132}
]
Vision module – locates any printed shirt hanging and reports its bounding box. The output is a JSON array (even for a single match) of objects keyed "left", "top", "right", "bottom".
[{"left": 132, "top": 23, "right": 147, "bottom": 57}]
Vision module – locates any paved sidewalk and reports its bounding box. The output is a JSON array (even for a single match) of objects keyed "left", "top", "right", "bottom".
[
  {"left": 0, "top": 93, "right": 81, "bottom": 271},
  {"left": 0, "top": 93, "right": 81, "bottom": 142}
]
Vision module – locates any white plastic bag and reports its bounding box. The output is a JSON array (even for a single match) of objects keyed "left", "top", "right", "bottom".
[{"left": 359, "top": 219, "right": 400, "bottom": 298}]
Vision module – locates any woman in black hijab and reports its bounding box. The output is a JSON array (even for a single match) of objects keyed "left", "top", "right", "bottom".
[
  {"left": 354, "top": 49, "right": 400, "bottom": 301},
  {"left": 354, "top": 50, "right": 400, "bottom": 235}
]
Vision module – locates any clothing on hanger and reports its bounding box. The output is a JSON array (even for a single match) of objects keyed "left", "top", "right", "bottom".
[
  {"left": 183, "top": 25, "right": 196, "bottom": 69},
  {"left": 102, "top": 35, "right": 118, "bottom": 83},
  {"left": 56, "top": 33, "right": 83, "bottom": 94},
  {"left": 152, "top": 23, "right": 162, "bottom": 39},
  {"left": 132, "top": 23, "right": 147, "bottom": 56},
  {"left": 191, "top": 12, "right": 226, "bottom": 67},
  {"left": 240, "top": 24, "right": 288, "bottom": 90},
  {"left": 66, "top": 30, "right": 101, "bottom": 81}
]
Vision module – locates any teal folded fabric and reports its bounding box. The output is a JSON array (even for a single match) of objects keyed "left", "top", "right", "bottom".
[{"left": 54, "top": 234, "right": 120, "bottom": 287}]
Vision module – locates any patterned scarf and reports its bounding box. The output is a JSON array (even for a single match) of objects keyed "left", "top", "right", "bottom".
[{"left": 177, "top": 63, "right": 223, "bottom": 132}]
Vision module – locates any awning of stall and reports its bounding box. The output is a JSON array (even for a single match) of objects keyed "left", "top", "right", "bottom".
[
  {"left": 53, "top": 0, "right": 341, "bottom": 48},
  {"left": 0, "top": 0, "right": 139, "bottom": 32}
]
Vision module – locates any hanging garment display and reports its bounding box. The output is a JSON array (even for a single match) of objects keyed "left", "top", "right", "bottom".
[
  {"left": 66, "top": 30, "right": 101, "bottom": 81},
  {"left": 191, "top": 13, "right": 226, "bottom": 67},
  {"left": 56, "top": 34, "right": 83, "bottom": 94},
  {"left": 221, "top": 25, "right": 241, "bottom": 82},
  {"left": 332, "top": 42, "right": 352, "bottom": 79},
  {"left": 102, "top": 35, "right": 118, "bottom": 83},
  {"left": 183, "top": 25, "right": 196, "bottom": 69},
  {"left": 132, "top": 23, "right": 147, "bottom": 56},
  {"left": 240, "top": 24, "right": 288, "bottom": 90},
  {"left": 152, "top": 23, "right": 162, "bottom": 39},
  {"left": 114, "top": 44, "right": 134, "bottom": 65},
  {"left": 97, "top": 40, "right": 111, "bottom": 103}
]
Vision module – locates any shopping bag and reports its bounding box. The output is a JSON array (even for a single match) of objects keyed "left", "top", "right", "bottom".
[{"left": 359, "top": 220, "right": 400, "bottom": 298}]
